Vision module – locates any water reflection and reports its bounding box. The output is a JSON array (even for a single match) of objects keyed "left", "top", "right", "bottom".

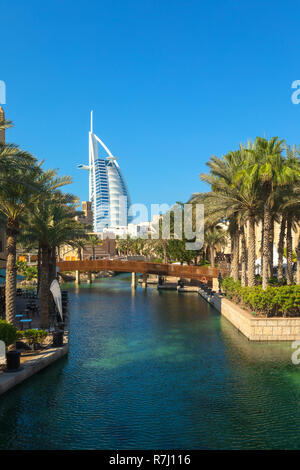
[{"left": 0, "top": 275, "right": 299, "bottom": 450}]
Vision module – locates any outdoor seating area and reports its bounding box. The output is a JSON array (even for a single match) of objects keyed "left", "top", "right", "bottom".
[{"left": 15, "top": 289, "right": 40, "bottom": 330}]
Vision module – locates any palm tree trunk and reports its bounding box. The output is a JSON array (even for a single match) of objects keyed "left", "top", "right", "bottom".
[
  {"left": 49, "top": 244, "right": 56, "bottom": 282},
  {"left": 277, "top": 216, "right": 286, "bottom": 283},
  {"left": 268, "top": 218, "right": 274, "bottom": 278},
  {"left": 286, "top": 218, "right": 293, "bottom": 285},
  {"left": 296, "top": 234, "right": 300, "bottom": 285},
  {"left": 260, "top": 218, "right": 264, "bottom": 260},
  {"left": 240, "top": 225, "right": 247, "bottom": 287},
  {"left": 248, "top": 216, "right": 256, "bottom": 287},
  {"left": 40, "top": 244, "right": 50, "bottom": 329},
  {"left": 5, "top": 219, "right": 18, "bottom": 325},
  {"left": 37, "top": 243, "right": 41, "bottom": 295},
  {"left": 231, "top": 229, "right": 240, "bottom": 282},
  {"left": 48, "top": 245, "right": 57, "bottom": 321},
  {"left": 262, "top": 201, "right": 272, "bottom": 290},
  {"left": 210, "top": 246, "right": 215, "bottom": 268},
  {"left": 163, "top": 241, "right": 167, "bottom": 264}
]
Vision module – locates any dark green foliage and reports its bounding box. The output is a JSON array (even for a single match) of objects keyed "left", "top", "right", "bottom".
[
  {"left": 16, "top": 260, "right": 38, "bottom": 281},
  {"left": 22, "top": 329, "right": 48, "bottom": 345},
  {"left": 222, "top": 276, "right": 300, "bottom": 317},
  {"left": 0, "top": 319, "right": 18, "bottom": 347}
]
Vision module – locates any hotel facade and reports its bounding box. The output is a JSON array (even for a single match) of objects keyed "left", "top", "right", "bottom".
[{"left": 78, "top": 112, "right": 132, "bottom": 233}]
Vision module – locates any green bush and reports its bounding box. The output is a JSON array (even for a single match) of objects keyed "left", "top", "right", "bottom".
[
  {"left": 16, "top": 260, "right": 38, "bottom": 281},
  {"left": 222, "top": 277, "right": 300, "bottom": 317},
  {"left": 23, "top": 329, "right": 48, "bottom": 345},
  {"left": 0, "top": 320, "right": 18, "bottom": 347}
]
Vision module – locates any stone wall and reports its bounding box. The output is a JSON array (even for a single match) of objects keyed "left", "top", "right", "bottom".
[{"left": 209, "top": 295, "right": 300, "bottom": 341}]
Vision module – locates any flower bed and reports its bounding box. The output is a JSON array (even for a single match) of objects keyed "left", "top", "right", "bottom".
[{"left": 221, "top": 277, "right": 300, "bottom": 317}]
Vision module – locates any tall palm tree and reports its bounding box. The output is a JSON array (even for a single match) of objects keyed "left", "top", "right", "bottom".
[
  {"left": 0, "top": 152, "right": 42, "bottom": 324},
  {"left": 195, "top": 145, "right": 261, "bottom": 285},
  {"left": 247, "top": 137, "right": 297, "bottom": 289},
  {"left": 22, "top": 190, "right": 86, "bottom": 328}
]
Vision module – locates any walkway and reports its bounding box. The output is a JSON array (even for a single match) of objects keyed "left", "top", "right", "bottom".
[{"left": 57, "top": 259, "right": 229, "bottom": 280}]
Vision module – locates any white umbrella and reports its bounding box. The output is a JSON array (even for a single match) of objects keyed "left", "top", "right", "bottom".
[{"left": 50, "top": 279, "right": 63, "bottom": 321}]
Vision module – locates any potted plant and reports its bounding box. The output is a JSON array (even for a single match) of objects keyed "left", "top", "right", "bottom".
[
  {"left": 0, "top": 320, "right": 20, "bottom": 371},
  {"left": 23, "top": 329, "right": 48, "bottom": 350}
]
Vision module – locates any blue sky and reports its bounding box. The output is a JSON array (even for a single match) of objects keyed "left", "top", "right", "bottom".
[{"left": 2, "top": 0, "right": 300, "bottom": 213}]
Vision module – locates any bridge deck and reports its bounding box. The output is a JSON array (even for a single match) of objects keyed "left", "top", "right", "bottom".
[{"left": 57, "top": 259, "right": 229, "bottom": 280}]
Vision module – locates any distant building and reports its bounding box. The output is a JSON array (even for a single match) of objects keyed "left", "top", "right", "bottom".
[
  {"left": 74, "top": 201, "right": 93, "bottom": 226},
  {"left": 59, "top": 237, "right": 116, "bottom": 261},
  {"left": 78, "top": 111, "right": 132, "bottom": 232},
  {"left": 102, "top": 221, "right": 155, "bottom": 240}
]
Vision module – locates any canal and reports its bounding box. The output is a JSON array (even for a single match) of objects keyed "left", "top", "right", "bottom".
[{"left": 0, "top": 274, "right": 299, "bottom": 449}]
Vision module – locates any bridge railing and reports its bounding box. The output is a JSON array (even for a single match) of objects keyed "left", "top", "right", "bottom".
[{"left": 57, "top": 259, "right": 230, "bottom": 280}]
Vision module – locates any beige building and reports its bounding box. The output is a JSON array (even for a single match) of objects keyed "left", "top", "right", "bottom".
[
  {"left": 59, "top": 236, "right": 116, "bottom": 261},
  {"left": 74, "top": 201, "right": 93, "bottom": 226},
  {"left": 221, "top": 219, "right": 300, "bottom": 260}
]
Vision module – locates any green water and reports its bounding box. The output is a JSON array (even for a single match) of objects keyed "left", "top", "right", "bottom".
[{"left": 0, "top": 274, "right": 299, "bottom": 449}]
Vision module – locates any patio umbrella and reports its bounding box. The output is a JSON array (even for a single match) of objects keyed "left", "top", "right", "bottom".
[{"left": 50, "top": 279, "right": 63, "bottom": 321}]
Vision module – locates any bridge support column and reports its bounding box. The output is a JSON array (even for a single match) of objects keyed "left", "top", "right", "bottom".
[
  {"left": 75, "top": 270, "right": 80, "bottom": 284},
  {"left": 142, "top": 273, "right": 147, "bottom": 288},
  {"left": 87, "top": 272, "right": 92, "bottom": 284},
  {"left": 131, "top": 272, "right": 136, "bottom": 289}
]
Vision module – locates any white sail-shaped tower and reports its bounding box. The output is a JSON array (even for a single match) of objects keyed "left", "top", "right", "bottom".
[{"left": 78, "top": 111, "right": 132, "bottom": 232}]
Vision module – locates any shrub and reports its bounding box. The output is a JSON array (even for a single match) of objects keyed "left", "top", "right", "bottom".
[
  {"left": 221, "top": 277, "right": 300, "bottom": 317},
  {"left": 0, "top": 320, "right": 18, "bottom": 347},
  {"left": 16, "top": 260, "right": 38, "bottom": 281},
  {"left": 23, "top": 329, "right": 48, "bottom": 345}
]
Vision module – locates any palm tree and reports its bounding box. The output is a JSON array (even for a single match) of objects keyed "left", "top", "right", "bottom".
[
  {"left": 204, "top": 225, "right": 228, "bottom": 269},
  {"left": 88, "top": 234, "right": 102, "bottom": 260},
  {"left": 0, "top": 151, "right": 42, "bottom": 324},
  {"left": 22, "top": 190, "right": 86, "bottom": 328},
  {"left": 195, "top": 145, "right": 261, "bottom": 285},
  {"left": 72, "top": 238, "right": 87, "bottom": 260},
  {"left": 201, "top": 152, "right": 244, "bottom": 281},
  {"left": 246, "top": 137, "right": 298, "bottom": 289}
]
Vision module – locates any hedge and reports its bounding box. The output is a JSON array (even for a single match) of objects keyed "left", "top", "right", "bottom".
[
  {"left": 221, "top": 277, "right": 300, "bottom": 317},
  {"left": 0, "top": 320, "right": 19, "bottom": 347}
]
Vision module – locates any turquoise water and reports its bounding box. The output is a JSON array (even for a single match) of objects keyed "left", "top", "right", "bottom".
[{"left": 0, "top": 274, "right": 299, "bottom": 449}]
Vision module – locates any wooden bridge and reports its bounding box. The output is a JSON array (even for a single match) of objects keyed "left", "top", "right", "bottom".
[{"left": 57, "top": 259, "right": 229, "bottom": 281}]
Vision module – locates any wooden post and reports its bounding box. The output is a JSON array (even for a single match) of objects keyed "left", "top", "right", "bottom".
[{"left": 75, "top": 270, "right": 80, "bottom": 284}]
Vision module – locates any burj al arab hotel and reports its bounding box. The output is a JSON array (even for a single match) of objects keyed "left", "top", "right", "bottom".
[{"left": 78, "top": 112, "right": 132, "bottom": 233}]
